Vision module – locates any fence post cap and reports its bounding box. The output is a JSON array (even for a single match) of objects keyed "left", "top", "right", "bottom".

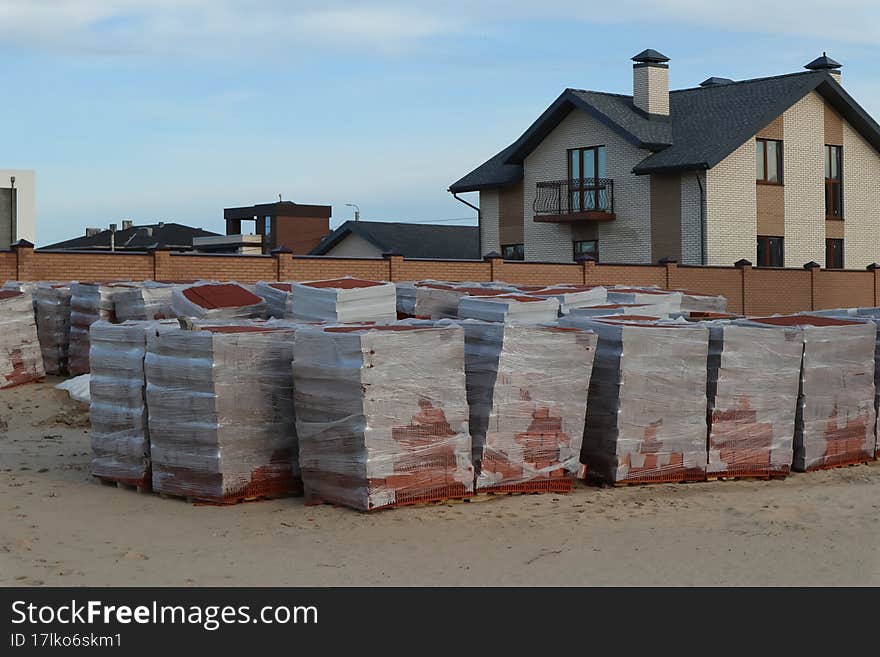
[
  {"left": 658, "top": 257, "right": 678, "bottom": 265},
  {"left": 483, "top": 251, "right": 503, "bottom": 261},
  {"left": 270, "top": 246, "right": 292, "bottom": 255},
  {"left": 10, "top": 239, "right": 34, "bottom": 250},
  {"left": 734, "top": 258, "right": 752, "bottom": 268},
  {"left": 575, "top": 254, "right": 597, "bottom": 263},
  {"left": 381, "top": 252, "right": 403, "bottom": 259},
  {"left": 867, "top": 263, "right": 880, "bottom": 271},
  {"left": 803, "top": 261, "right": 821, "bottom": 270}
]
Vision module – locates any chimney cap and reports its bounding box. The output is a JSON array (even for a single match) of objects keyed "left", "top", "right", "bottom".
[
  {"left": 805, "top": 52, "right": 841, "bottom": 71},
  {"left": 632, "top": 49, "right": 670, "bottom": 64},
  {"left": 699, "top": 77, "right": 735, "bottom": 87}
]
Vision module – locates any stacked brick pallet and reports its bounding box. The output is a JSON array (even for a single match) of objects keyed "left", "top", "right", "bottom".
[
  {"left": 34, "top": 282, "right": 72, "bottom": 375},
  {"left": 560, "top": 315, "right": 709, "bottom": 484},
  {"left": 293, "top": 323, "right": 473, "bottom": 511},
  {"left": 738, "top": 315, "right": 876, "bottom": 471},
  {"left": 171, "top": 282, "right": 267, "bottom": 320},
  {"left": 462, "top": 320, "right": 597, "bottom": 493},
  {"left": 291, "top": 277, "right": 397, "bottom": 323},
  {"left": 705, "top": 321, "right": 803, "bottom": 479},
  {"left": 68, "top": 282, "right": 131, "bottom": 375},
  {"left": 255, "top": 281, "right": 295, "bottom": 319},
  {"left": 89, "top": 320, "right": 179, "bottom": 488},
  {"left": 114, "top": 282, "right": 177, "bottom": 321},
  {"left": 0, "top": 290, "right": 45, "bottom": 388},
  {"left": 458, "top": 294, "right": 560, "bottom": 323},
  {"left": 145, "top": 325, "right": 300, "bottom": 503}
]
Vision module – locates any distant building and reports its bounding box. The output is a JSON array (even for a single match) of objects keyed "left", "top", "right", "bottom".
[
  {"left": 0, "top": 169, "right": 35, "bottom": 248},
  {"left": 42, "top": 221, "right": 219, "bottom": 251},
  {"left": 310, "top": 220, "right": 480, "bottom": 259},
  {"left": 221, "top": 201, "right": 332, "bottom": 255}
]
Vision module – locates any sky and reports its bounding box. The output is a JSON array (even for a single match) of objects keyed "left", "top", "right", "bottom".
[{"left": 2, "top": 1, "right": 880, "bottom": 246}]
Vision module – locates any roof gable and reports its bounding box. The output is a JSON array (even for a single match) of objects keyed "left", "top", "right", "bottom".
[{"left": 311, "top": 221, "right": 480, "bottom": 260}]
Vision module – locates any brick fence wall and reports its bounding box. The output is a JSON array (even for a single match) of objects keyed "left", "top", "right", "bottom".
[{"left": 3, "top": 242, "right": 880, "bottom": 315}]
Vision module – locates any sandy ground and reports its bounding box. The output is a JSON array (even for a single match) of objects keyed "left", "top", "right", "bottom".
[{"left": 1, "top": 378, "right": 878, "bottom": 587}]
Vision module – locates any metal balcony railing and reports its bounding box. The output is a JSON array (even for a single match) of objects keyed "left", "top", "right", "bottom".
[{"left": 533, "top": 177, "right": 614, "bottom": 216}]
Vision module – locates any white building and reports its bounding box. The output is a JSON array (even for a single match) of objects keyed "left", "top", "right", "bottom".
[{"left": 0, "top": 169, "right": 36, "bottom": 248}]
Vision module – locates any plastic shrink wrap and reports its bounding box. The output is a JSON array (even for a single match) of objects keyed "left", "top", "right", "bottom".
[
  {"left": 566, "top": 303, "right": 668, "bottom": 319},
  {"left": 676, "top": 289, "right": 728, "bottom": 313},
  {"left": 606, "top": 287, "right": 682, "bottom": 313},
  {"left": 145, "top": 325, "right": 300, "bottom": 502},
  {"left": 526, "top": 285, "right": 607, "bottom": 314},
  {"left": 458, "top": 294, "right": 560, "bottom": 324},
  {"left": 171, "top": 282, "right": 267, "bottom": 320},
  {"left": 0, "top": 290, "right": 45, "bottom": 388},
  {"left": 255, "top": 281, "right": 295, "bottom": 319},
  {"left": 114, "top": 281, "right": 177, "bottom": 321},
  {"left": 291, "top": 277, "right": 397, "bottom": 323},
  {"left": 293, "top": 323, "right": 473, "bottom": 511},
  {"left": 395, "top": 282, "right": 418, "bottom": 317},
  {"left": 68, "top": 282, "right": 131, "bottom": 375},
  {"left": 1, "top": 280, "right": 38, "bottom": 316},
  {"left": 462, "top": 320, "right": 596, "bottom": 492},
  {"left": 705, "top": 321, "right": 802, "bottom": 478},
  {"left": 89, "top": 320, "right": 179, "bottom": 487},
  {"left": 559, "top": 315, "right": 709, "bottom": 483},
  {"left": 34, "top": 283, "right": 72, "bottom": 374},
  {"left": 738, "top": 315, "right": 876, "bottom": 471}
]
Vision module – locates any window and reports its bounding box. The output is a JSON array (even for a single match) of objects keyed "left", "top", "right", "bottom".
[
  {"left": 573, "top": 240, "right": 599, "bottom": 262},
  {"left": 501, "top": 243, "right": 524, "bottom": 260},
  {"left": 825, "top": 145, "right": 843, "bottom": 219},
  {"left": 757, "top": 236, "right": 784, "bottom": 267},
  {"left": 826, "top": 239, "right": 844, "bottom": 269},
  {"left": 568, "top": 146, "right": 607, "bottom": 211},
  {"left": 756, "top": 139, "right": 783, "bottom": 184}
]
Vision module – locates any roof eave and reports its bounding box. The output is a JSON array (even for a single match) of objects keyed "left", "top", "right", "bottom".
[{"left": 632, "top": 161, "right": 710, "bottom": 175}]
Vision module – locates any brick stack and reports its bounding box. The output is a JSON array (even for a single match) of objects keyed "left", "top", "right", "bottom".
[
  {"left": 34, "top": 283, "right": 72, "bottom": 375},
  {"left": 114, "top": 282, "right": 176, "bottom": 321},
  {"left": 89, "top": 320, "right": 179, "bottom": 487},
  {"left": 526, "top": 285, "right": 607, "bottom": 314},
  {"left": 171, "top": 282, "right": 267, "bottom": 320},
  {"left": 291, "top": 277, "right": 397, "bottom": 323},
  {"left": 293, "top": 323, "right": 473, "bottom": 511},
  {"left": 740, "top": 315, "right": 876, "bottom": 471},
  {"left": 606, "top": 287, "right": 682, "bottom": 313},
  {"left": 255, "top": 281, "right": 295, "bottom": 319},
  {"left": 0, "top": 290, "right": 45, "bottom": 388},
  {"left": 559, "top": 315, "right": 709, "bottom": 484},
  {"left": 705, "top": 321, "right": 803, "bottom": 479},
  {"left": 145, "top": 325, "right": 300, "bottom": 503},
  {"left": 462, "top": 320, "right": 597, "bottom": 493},
  {"left": 68, "top": 282, "right": 131, "bottom": 375},
  {"left": 458, "top": 294, "right": 560, "bottom": 323}
]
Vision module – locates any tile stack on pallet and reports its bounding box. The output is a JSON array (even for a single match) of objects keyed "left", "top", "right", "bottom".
[
  {"left": 255, "top": 281, "right": 295, "bottom": 319},
  {"left": 114, "top": 282, "right": 177, "bottom": 321},
  {"left": 89, "top": 319, "right": 179, "bottom": 489},
  {"left": 458, "top": 294, "right": 560, "bottom": 324},
  {"left": 525, "top": 285, "right": 607, "bottom": 315},
  {"left": 738, "top": 315, "right": 876, "bottom": 471},
  {"left": 34, "top": 282, "right": 72, "bottom": 375},
  {"left": 68, "top": 282, "right": 132, "bottom": 376},
  {"left": 145, "top": 325, "right": 300, "bottom": 503},
  {"left": 606, "top": 287, "right": 683, "bottom": 314},
  {"left": 171, "top": 282, "right": 267, "bottom": 320},
  {"left": 560, "top": 315, "right": 709, "bottom": 484},
  {"left": 676, "top": 289, "right": 728, "bottom": 313},
  {"left": 705, "top": 321, "right": 803, "bottom": 479},
  {"left": 291, "top": 277, "right": 397, "bottom": 323},
  {"left": 462, "top": 320, "right": 597, "bottom": 494},
  {"left": 0, "top": 290, "right": 45, "bottom": 388},
  {"left": 567, "top": 303, "right": 669, "bottom": 319},
  {"left": 293, "top": 323, "right": 473, "bottom": 511}
]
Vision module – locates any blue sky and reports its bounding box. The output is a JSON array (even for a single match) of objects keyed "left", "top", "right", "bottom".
[{"left": 2, "top": 1, "right": 879, "bottom": 246}]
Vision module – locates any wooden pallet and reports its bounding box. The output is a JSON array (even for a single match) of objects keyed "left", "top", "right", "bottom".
[{"left": 95, "top": 476, "right": 150, "bottom": 495}]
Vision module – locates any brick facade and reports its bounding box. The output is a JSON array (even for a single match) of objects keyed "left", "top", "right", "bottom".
[
  {"left": 478, "top": 189, "right": 501, "bottom": 256},
  {"left": 706, "top": 138, "right": 757, "bottom": 264},
  {"left": 843, "top": 120, "right": 880, "bottom": 268}
]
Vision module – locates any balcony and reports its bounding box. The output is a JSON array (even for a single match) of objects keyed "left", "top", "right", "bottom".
[{"left": 533, "top": 177, "right": 615, "bottom": 223}]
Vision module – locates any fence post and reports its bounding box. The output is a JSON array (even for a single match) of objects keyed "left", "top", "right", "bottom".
[
  {"left": 803, "top": 261, "right": 820, "bottom": 310},
  {"left": 483, "top": 252, "right": 502, "bottom": 281},
  {"left": 148, "top": 246, "right": 173, "bottom": 281},
  {"left": 734, "top": 258, "right": 752, "bottom": 316},
  {"left": 10, "top": 239, "right": 34, "bottom": 281},
  {"left": 867, "top": 263, "right": 880, "bottom": 307},
  {"left": 658, "top": 257, "right": 677, "bottom": 288},
  {"left": 383, "top": 253, "right": 404, "bottom": 282},
  {"left": 577, "top": 254, "right": 597, "bottom": 286},
  {"left": 272, "top": 246, "right": 292, "bottom": 281}
]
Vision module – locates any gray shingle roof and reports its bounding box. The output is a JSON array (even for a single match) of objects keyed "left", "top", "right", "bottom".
[
  {"left": 41, "top": 223, "right": 219, "bottom": 251},
  {"left": 310, "top": 221, "right": 479, "bottom": 259}
]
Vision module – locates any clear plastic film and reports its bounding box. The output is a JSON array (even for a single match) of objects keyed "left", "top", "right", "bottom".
[
  {"left": 291, "top": 277, "right": 397, "bottom": 323},
  {"left": 705, "top": 321, "right": 803, "bottom": 477},
  {"left": 144, "top": 325, "right": 300, "bottom": 502},
  {"left": 559, "top": 315, "right": 709, "bottom": 484},
  {"left": 293, "top": 323, "right": 473, "bottom": 511},
  {"left": 114, "top": 281, "right": 177, "bottom": 321},
  {"left": 34, "top": 282, "right": 72, "bottom": 375},
  {"left": 460, "top": 320, "right": 597, "bottom": 491},
  {"left": 0, "top": 290, "right": 44, "bottom": 388},
  {"left": 606, "top": 287, "right": 683, "bottom": 314},
  {"left": 676, "top": 289, "right": 728, "bottom": 313},
  {"left": 171, "top": 282, "right": 267, "bottom": 320},
  {"left": 89, "top": 320, "right": 179, "bottom": 486},
  {"left": 68, "top": 283, "right": 131, "bottom": 375},
  {"left": 255, "top": 281, "right": 295, "bottom": 319},
  {"left": 736, "top": 315, "right": 876, "bottom": 471},
  {"left": 457, "top": 294, "right": 560, "bottom": 324},
  {"left": 526, "top": 285, "right": 607, "bottom": 314}
]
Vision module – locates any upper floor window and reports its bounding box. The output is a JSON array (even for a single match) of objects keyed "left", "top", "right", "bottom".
[
  {"left": 501, "top": 243, "right": 524, "bottom": 260},
  {"left": 756, "top": 139, "right": 783, "bottom": 184},
  {"left": 825, "top": 145, "right": 843, "bottom": 219},
  {"left": 568, "top": 146, "right": 606, "bottom": 211},
  {"left": 573, "top": 239, "right": 598, "bottom": 262}
]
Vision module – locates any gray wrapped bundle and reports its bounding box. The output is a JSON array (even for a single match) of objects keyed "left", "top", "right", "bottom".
[
  {"left": 291, "top": 277, "right": 396, "bottom": 323},
  {"left": 34, "top": 283, "right": 72, "bottom": 374},
  {"left": 114, "top": 282, "right": 177, "bottom": 321},
  {"left": 255, "top": 281, "right": 295, "bottom": 319},
  {"left": 69, "top": 282, "right": 132, "bottom": 375},
  {"left": 0, "top": 290, "right": 44, "bottom": 388}
]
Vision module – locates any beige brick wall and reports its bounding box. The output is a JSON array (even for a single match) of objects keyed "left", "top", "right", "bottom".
[
  {"left": 782, "top": 91, "right": 825, "bottom": 266},
  {"left": 523, "top": 108, "right": 653, "bottom": 263},
  {"left": 706, "top": 139, "right": 756, "bottom": 265},
  {"left": 478, "top": 190, "right": 500, "bottom": 256},
  {"left": 633, "top": 65, "right": 669, "bottom": 115},
  {"left": 680, "top": 171, "right": 705, "bottom": 265},
  {"left": 843, "top": 120, "right": 880, "bottom": 267}
]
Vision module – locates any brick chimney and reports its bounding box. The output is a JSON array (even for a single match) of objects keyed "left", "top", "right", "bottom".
[
  {"left": 632, "top": 49, "right": 670, "bottom": 116},
  {"left": 805, "top": 52, "right": 841, "bottom": 83}
]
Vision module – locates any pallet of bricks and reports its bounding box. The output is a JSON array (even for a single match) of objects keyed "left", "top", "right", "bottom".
[
  {"left": 89, "top": 319, "right": 179, "bottom": 491},
  {"left": 559, "top": 314, "right": 709, "bottom": 484},
  {"left": 145, "top": 324, "right": 301, "bottom": 503},
  {"left": 704, "top": 319, "right": 803, "bottom": 480},
  {"left": 0, "top": 288, "right": 44, "bottom": 388},
  {"left": 735, "top": 315, "right": 876, "bottom": 471},
  {"left": 293, "top": 323, "right": 473, "bottom": 511},
  {"left": 461, "top": 319, "right": 597, "bottom": 495},
  {"left": 68, "top": 282, "right": 137, "bottom": 375},
  {"left": 34, "top": 282, "right": 72, "bottom": 375},
  {"left": 114, "top": 281, "right": 178, "bottom": 321}
]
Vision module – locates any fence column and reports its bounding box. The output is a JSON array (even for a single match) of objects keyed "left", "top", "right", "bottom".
[
  {"left": 658, "top": 257, "right": 677, "bottom": 288},
  {"left": 868, "top": 263, "right": 880, "bottom": 306},
  {"left": 149, "top": 246, "right": 174, "bottom": 281},
  {"left": 578, "top": 254, "right": 597, "bottom": 286},
  {"left": 483, "top": 252, "right": 502, "bottom": 281},
  {"left": 10, "top": 239, "right": 34, "bottom": 281},
  {"left": 383, "top": 253, "right": 404, "bottom": 282},
  {"left": 803, "top": 261, "right": 820, "bottom": 311},
  {"left": 734, "top": 258, "right": 752, "bottom": 316},
  {"left": 272, "top": 246, "right": 292, "bottom": 281}
]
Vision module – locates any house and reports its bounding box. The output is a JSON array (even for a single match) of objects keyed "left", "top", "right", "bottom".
[
  {"left": 310, "top": 220, "right": 480, "bottom": 259},
  {"left": 449, "top": 50, "right": 880, "bottom": 269},
  {"left": 42, "top": 221, "right": 219, "bottom": 252},
  {"left": 222, "top": 201, "right": 331, "bottom": 255},
  {"left": 0, "top": 170, "right": 35, "bottom": 248}
]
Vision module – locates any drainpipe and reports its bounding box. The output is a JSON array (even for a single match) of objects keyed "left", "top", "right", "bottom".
[
  {"left": 695, "top": 172, "right": 706, "bottom": 265},
  {"left": 9, "top": 176, "right": 16, "bottom": 244},
  {"left": 451, "top": 191, "right": 481, "bottom": 256}
]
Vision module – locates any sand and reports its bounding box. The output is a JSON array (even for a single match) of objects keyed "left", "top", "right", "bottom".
[{"left": 1, "top": 379, "right": 878, "bottom": 586}]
